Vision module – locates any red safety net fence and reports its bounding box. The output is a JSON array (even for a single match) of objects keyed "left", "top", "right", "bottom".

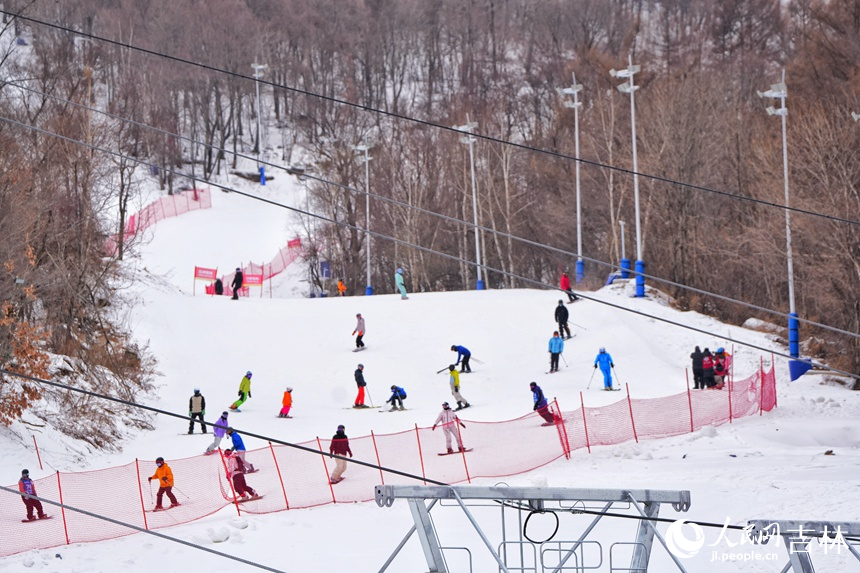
[
  {"left": 0, "top": 362, "right": 775, "bottom": 557},
  {"left": 105, "top": 188, "right": 213, "bottom": 255},
  {"left": 218, "top": 240, "right": 303, "bottom": 298}
]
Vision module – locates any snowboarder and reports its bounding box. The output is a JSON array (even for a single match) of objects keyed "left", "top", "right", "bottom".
[
  {"left": 548, "top": 331, "right": 564, "bottom": 373},
  {"left": 214, "top": 277, "right": 224, "bottom": 296},
  {"left": 394, "top": 267, "right": 408, "bottom": 299},
  {"left": 337, "top": 279, "right": 347, "bottom": 297},
  {"left": 555, "top": 300, "right": 572, "bottom": 339},
  {"left": 386, "top": 385, "right": 407, "bottom": 411},
  {"left": 690, "top": 346, "right": 704, "bottom": 389},
  {"left": 702, "top": 348, "right": 716, "bottom": 389},
  {"left": 224, "top": 449, "right": 259, "bottom": 499},
  {"left": 432, "top": 402, "right": 466, "bottom": 454},
  {"left": 448, "top": 365, "right": 471, "bottom": 410},
  {"left": 593, "top": 348, "right": 615, "bottom": 390},
  {"left": 353, "top": 363, "right": 368, "bottom": 408},
  {"left": 530, "top": 382, "right": 557, "bottom": 425},
  {"left": 230, "top": 371, "right": 252, "bottom": 411},
  {"left": 352, "top": 313, "right": 366, "bottom": 349},
  {"left": 560, "top": 271, "right": 578, "bottom": 303},
  {"left": 279, "top": 387, "right": 293, "bottom": 418},
  {"left": 206, "top": 411, "right": 230, "bottom": 453},
  {"left": 148, "top": 457, "right": 180, "bottom": 510},
  {"left": 329, "top": 424, "right": 353, "bottom": 484},
  {"left": 231, "top": 267, "right": 244, "bottom": 300},
  {"left": 188, "top": 387, "right": 206, "bottom": 434},
  {"left": 451, "top": 344, "right": 472, "bottom": 373},
  {"left": 226, "top": 428, "right": 255, "bottom": 472},
  {"left": 18, "top": 469, "right": 47, "bottom": 521}
]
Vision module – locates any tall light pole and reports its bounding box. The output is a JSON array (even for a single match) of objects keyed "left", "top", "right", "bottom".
[
  {"left": 559, "top": 73, "right": 585, "bottom": 282},
  {"left": 455, "top": 116, "right": 485, "bottom": 290},
  {"left": 758, "top": 70, "right": 798, "bottom": 358},
  {"left": 354, "top": 143, "right": 373, "bottom": 295},
  {"left": 619, "top": 220, "right": 629, "bottom": 278},
  {"left": 251, "top": 63, "right": 267, "bottom": 185},
  {"left": 610, "top": 56, "right": 645, "bottom": 297}
]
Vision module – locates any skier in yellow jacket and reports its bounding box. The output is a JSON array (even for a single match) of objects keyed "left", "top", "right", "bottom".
[{"left": 230, "top": 371, "right": 252, "bottom": 411}]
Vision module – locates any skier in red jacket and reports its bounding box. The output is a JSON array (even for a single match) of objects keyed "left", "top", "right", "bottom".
[
  {"left": 560, "top": 271, "right": 578, "bottom": 303},
  {"left": 18, "top": 469, "right": 47, "bottom": 521}
]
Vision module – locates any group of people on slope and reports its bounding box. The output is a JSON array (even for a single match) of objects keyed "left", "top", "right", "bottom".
[
  {"left": 690, "top": 346, "right": 731, "bottom": 390},
  {"left": 334, "top": 267, "right": 410, "bottom": 300}
]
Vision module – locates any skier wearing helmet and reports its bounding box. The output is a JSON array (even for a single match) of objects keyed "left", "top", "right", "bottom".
[
  {"left": 147, "top": 457, "right": 180, "bottom": 510},
  {"left": 188, "top": 387, "right": 206, "bottom": 434},
  {"left": 593, "top": 348, "right": 615, "bottom": 390},
  {"left": 230, "top": 267, "right": 244, "bottom": 300},
  {"left": 394, "top": 267, "right": 408, "bottom": 299},
  {"left": 230, "top": 371, "right": 253, "bottom": 411},
  {"left": 328, "top": 424, "right": 353, "bottom": 484},
  {"left": 279, "top": 387, "right": 293, "bottom": 418}
]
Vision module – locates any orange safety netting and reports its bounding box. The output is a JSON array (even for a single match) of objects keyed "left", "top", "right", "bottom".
[{"left": 0, "top": 363, "right": 775, "bottom": 557}]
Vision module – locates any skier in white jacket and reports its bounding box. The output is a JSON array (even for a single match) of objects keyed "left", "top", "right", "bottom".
[{"left": 432, "top": 402, "right": 466, "bottom": 453}]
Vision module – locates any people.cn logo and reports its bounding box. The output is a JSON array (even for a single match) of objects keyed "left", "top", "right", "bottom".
[{"left": 666, "top": 519, "right": 706, "bottom": 558}]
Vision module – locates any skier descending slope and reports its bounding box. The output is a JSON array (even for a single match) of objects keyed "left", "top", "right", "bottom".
[
  {"left": 593, "top": 348, "right": 615, "bottom": 390},
  {"left": 530, "top": 382, "right": 556, "bottom": 425},
  {"left": 432, "top": 402, "right": 467, "bottom": 454}
]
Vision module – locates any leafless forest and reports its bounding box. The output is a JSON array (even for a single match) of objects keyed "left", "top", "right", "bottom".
[{"left": 1, "top": 0, "right": 858, "bottom": 394}]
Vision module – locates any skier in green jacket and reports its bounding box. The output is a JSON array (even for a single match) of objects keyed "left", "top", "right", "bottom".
[{"left": 230, "top": 371, "right": 252, "bottom": 411}]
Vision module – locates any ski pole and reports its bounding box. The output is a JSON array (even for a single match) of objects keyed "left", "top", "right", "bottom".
[
  {"left": 471, "top": 357, "right": 485, "bottom": 365},
  {"left": 587, "top": 368, "right": 596, "bottom": 390},
  {"left": 570, "top": 322, "right": 587, "bottom": 330},
  {"left": 172, "top": 485, "right": 192, "bottom": 500},
  {"left": 148, "top": 480, "right": 154, "bottom": 503},
  {"left": 612, "top": 365, "right": 621, "bottom": 386},
  {"left": 561, "top": 354, "right": 568, "bottom": 367},
  {"left": 366, "top": 388, "right": 375, "bottom": 408},
  {"left": 436, "top": 366, "right": 449, "bottom": 374}
]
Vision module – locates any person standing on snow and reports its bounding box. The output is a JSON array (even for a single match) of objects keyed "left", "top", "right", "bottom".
[
  {"left": 353, "top": 364, "right": 368, "bottom": 408},
  {"left": 451, "top": 344, "right": 472, "bottom": 373},
  {"left": 394, "top": 267, "right": 408, "bottom": 299},
  {"left": 448, "top": 365, "right": 471, "bottom": 410},
  {"left": 337, "top": 279, "right": 347, "bottom": 297},
  {"left": 713, "top": 347, "right": 729, "bottom": 389},
  {"left": 279, "top": 387, "right": 293, "bottom": 418},
  {"left": 231, "top": 267, "right": 244, "bottom": 300},
  {"left": 148, "top": 457, "right": 180, "bottom": 510},
  {"left": 206, "top": 411, "right": 230, "bottom": 453},
  {"left": 386, "top": 385, "right": 407, "bottom": 411},
  {"left": 530, "top": 382, "right": 556, "bottom": 425},
  {"left": 224, "top": 449, "right": 259, "bottom": 499},
  {"left": 328, "top": 424, "right": 353, "bottom": 484},
  {"left": 188, "top": 388, "right": 206, "bottom": 434},
  {"left": 230, "top": 371, "right": 252, "bottom": 411},
  {"left": 555, "top": 300, "right": 572, "bottom": 339},
  {"left": 18, "top": 469, "right": 47, "bottom": 521},
  {"left": 560, "top": 271, "right": 578, "bottom": 303},
  {"left": 226, "top": 428, "right": 256, "bottom": 472},
  {"left": 352, "top": 313, "right": 366, "bottom": 349},
  {"left": 593, "top": 348, "right": 615, "bottom": 390},
  {"left": 701, "top": 348, "right": 715, "bottom": 389},
  {"left": 548, "top": 331, "right": 564, "bottom": 373},
  {"left": 690, "top": 346, "right": 704, "bottom": 389},
  {"left": 432, "top": 402, "right": 467, "bottom": 453}
]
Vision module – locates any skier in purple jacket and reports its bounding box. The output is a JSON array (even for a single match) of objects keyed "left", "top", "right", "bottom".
[{"left": 205, "top": 411, "right": 230, "bottom": 454}]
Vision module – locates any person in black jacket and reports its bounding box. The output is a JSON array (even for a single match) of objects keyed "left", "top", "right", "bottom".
[
  {"left": 554, "top": 300, "right": 571, "bottom": 339},
  {"left": 231, "top": 268, "right": 244, "bottom": 300},
  {"left": 214, "top": 277, "right": 224, "bottom": 296},
  {"left": 188, "top": 388, "right": 206, "bottom": 434},
  {"left": 353, "top": 364, "right": 368, "bottom": 408},
  {"left": 690, "top": 346, "right": 704, "bottom": 389}
]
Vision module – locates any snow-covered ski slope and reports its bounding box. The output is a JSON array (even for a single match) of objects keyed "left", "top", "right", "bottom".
[{"left": 1, "top": 175, "right": 858, "bottom": 572}]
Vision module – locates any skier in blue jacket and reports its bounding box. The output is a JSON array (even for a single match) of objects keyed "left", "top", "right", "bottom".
[
  {"left": 548, "top": 331, "right": 564, "bottom": 372},
  {"left": 594, "top": 348, "right": 615, "bottom": 390},
  {"left": 529, "top": 382, "right": 556, "bottom": 424},
  {"left": 386, "top": 385, "right": 407, "bottom": 411},
  {"left": 451, "top": 345, "right": 472, "bottom": 373},
  {"left": 226, "top": 428, "right": 255, "bottom": 472}
]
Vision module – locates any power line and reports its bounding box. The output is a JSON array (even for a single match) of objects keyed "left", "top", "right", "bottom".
[
  {"left": 0, "top": 485, "right": 287, "bottom": 572},
  {"left": 3, "top": 9, "right": 859, "bottom": 230},
  {"left": 1, "top": 113, "right": 857, "bottom": 380},
  {"left": 0, "top": 102, "right": 857, "bottom": 347}
]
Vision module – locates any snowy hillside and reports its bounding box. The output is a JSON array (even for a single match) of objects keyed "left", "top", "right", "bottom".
[{"left": 1, "top": 175, "right": 858, "bottom": 573}]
